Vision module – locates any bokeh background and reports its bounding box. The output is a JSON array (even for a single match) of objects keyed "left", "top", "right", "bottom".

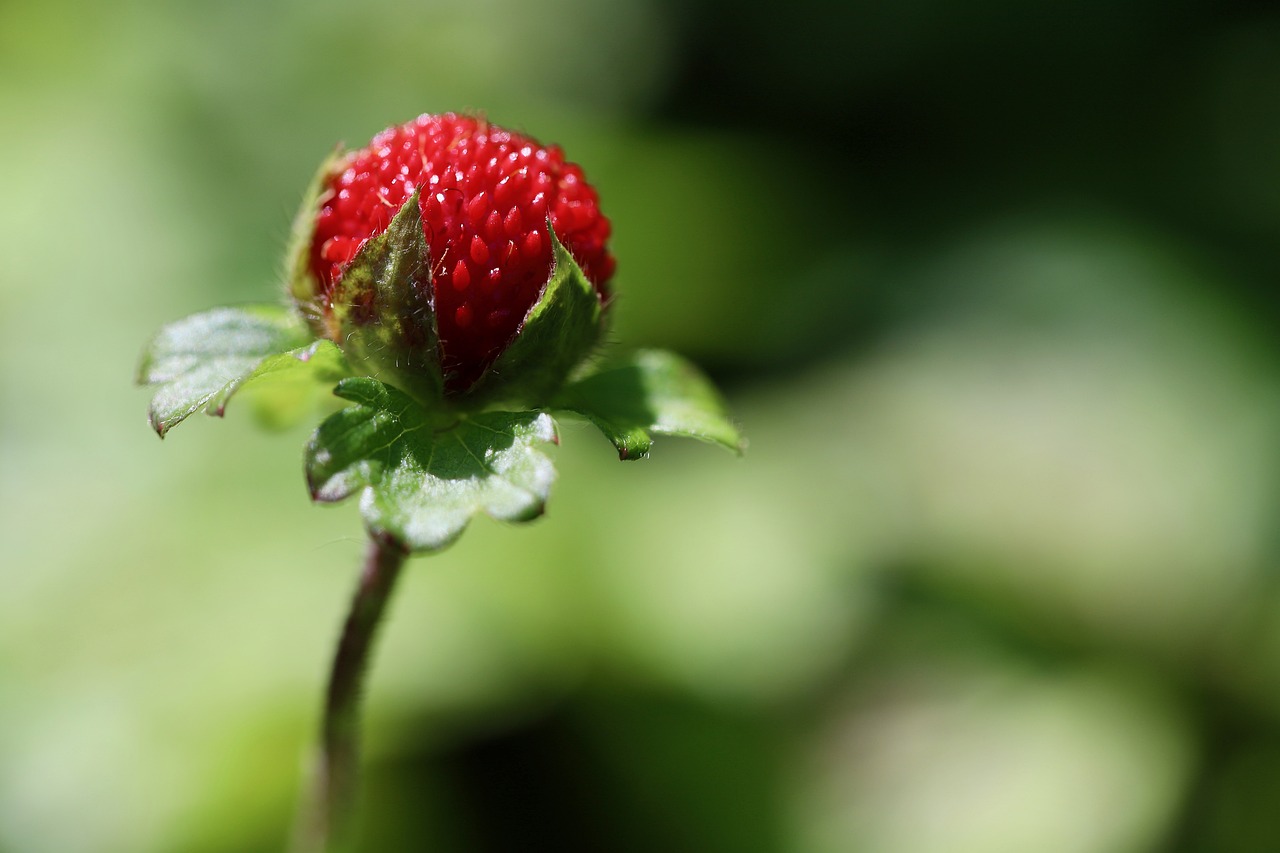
[{"left": 4, "top": 0, "right": 1280, "bottom": 850}]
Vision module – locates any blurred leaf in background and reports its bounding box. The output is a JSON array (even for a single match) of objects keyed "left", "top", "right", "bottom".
[{"left": 6, "top": 0, "right": 1280, "bottom": 851}]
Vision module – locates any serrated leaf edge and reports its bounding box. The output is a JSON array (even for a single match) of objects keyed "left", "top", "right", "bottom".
[
  {"left": 555, "top": 348, "right": 745, "bottom": 459},
  {"left": 305, "top": 379, "right": 561, "bottom": 552},
  {"left": 138, "top": 304, "right": 328, "bottom": 437}
]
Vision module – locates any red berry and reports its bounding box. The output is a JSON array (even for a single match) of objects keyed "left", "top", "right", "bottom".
[{"left": 308, "top": 113, "right": 614, "bottom": 392}]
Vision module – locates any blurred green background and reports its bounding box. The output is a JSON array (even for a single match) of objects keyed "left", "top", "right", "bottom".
[{"left": 5, "top": 0, "right": 1280, "bottom": 850}]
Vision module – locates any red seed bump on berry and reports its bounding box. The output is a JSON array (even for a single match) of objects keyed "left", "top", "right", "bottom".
[{"left": 306, "top": 113, "right": 614, "bottom": 392}]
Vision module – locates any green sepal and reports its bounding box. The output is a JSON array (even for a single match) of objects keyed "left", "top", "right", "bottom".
[
  {"left": 306, "top": 377, "right": 559, "bottom": 552},
  {"left": 464, "top": 227, "right": 604, "bottom": 409},
  {"left": 555, "top": 349, "right": 745, "bottom": 460},
  {"left": 137, "top": 304, "right": 345, "bottom": 438},
  {"left": 328, "top": 191, "right": 445, "bottom": 409},
  {"left": 286, "top": 145, "right": 346, "bottom": 312}
]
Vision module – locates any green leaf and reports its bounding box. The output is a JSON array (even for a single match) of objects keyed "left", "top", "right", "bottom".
[
  {"left": 137, "top": 305, "right": 342, "bottom": 437},
  {"left": 328, "top": 191, "right": 445, "bottom": 408},
  {"left": 465, "top": 227, "right": 604, "bottom": 407},
  {"left": 240, "top": 339, "right": 351, "bottom": 430},
  {"left": 556, "top": 349, "right": 745, "bottom": 460},
  {"left": 306, "top": 377, "right": 559, "bottom": 552}
]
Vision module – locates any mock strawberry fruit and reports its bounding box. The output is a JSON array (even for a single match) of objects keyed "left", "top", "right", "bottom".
[{"left": 299, "top": 113, "right": 615, "bottom": 394}]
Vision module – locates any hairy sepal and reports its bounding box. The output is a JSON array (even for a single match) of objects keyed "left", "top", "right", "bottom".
[
  {"left": 463, "top": 227, "right": 604, "bottom": 409},
  {"left": 325, "top": 191, "right": 446, "bottom": 410}
]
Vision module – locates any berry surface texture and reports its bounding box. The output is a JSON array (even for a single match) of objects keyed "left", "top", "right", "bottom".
[{"left": 307, "top": 113, "right": 615, "bottom": 391}]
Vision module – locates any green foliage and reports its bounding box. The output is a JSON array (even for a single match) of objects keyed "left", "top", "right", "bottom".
[
  {"left": 305, "top": 377, "right": 559, "bottom": 552},
  {"left": 139, "top": 302, "right": 740, "bottom": 549},
  {"left": 136, "top": 305, "right": 348, "bottom": 437},
  {"left": 139, "top": 189, "right": 738, "bottom": 552},
  {"left": 557, "top": 349, "right": 744, "bottom": 459}
]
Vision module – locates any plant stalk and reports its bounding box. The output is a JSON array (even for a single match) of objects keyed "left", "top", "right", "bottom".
[{"left": 294, "top": 535, "right": 408, "bottom": 853}]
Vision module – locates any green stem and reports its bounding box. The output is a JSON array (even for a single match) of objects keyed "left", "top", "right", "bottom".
[{"left": 294, "top": 535, "right": 407, "bottom": 853}]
